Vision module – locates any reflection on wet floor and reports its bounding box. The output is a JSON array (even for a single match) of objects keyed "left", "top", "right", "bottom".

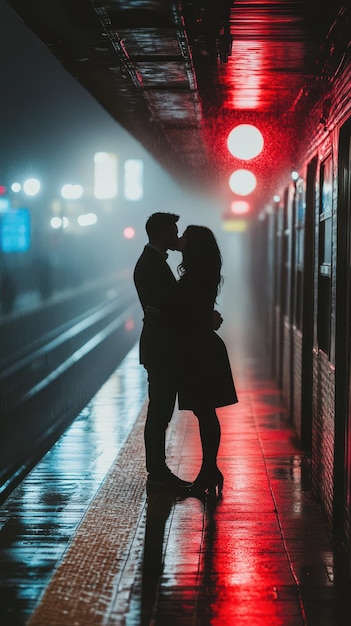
[
  {"left": 0, "top": 345, "right": 147, "bottom": 625},
  {"left": 2, "top": 343, "right": 351, "bottom": 625},
  {"left": 1, "top": 226, "right": 351, "bottom": 625}
]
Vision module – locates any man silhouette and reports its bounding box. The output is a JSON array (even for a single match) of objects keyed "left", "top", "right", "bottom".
[{"left": 133, "top": 212, "right": 191, "bottom": 489}]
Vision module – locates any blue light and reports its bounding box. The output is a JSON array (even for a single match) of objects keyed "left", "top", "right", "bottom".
[
  {"left": 0, "top": 208, "right": 31, "bottom": 252},
  {"left": 0, "top": 197, "right": 10, "bottom": 213}
]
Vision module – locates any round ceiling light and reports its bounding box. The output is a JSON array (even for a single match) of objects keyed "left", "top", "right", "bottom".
[{"left": 227, "top": 124, "right": 264, "bottom": 160}]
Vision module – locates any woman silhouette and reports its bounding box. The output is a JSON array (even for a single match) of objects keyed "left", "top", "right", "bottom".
[{"left": 177, "top": 225, "right": 238, "bottom": 496}]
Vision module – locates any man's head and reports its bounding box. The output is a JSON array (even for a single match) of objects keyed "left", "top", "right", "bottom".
[{"left": 146, "top": 212, "right": 180, "bottom": 251}]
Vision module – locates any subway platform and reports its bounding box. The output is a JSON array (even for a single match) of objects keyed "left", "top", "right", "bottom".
[{"left": 1, "top": 324, "right": 351, "bottom": 625}]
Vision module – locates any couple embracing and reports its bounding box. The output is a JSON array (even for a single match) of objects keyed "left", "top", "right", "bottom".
[{"left": 133, "top": 212, "right": 238, "bottom": 497}]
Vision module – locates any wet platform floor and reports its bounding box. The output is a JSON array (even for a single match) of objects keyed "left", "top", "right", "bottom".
[{"left": 1, "top": 341, "right": 351, "bottom": 625}]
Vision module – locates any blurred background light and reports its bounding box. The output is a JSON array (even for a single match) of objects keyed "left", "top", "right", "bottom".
[
  {"left": 227, "top": 124, "right": 264, "bottom": 160},
  {"left": 11, "top": 182, "right": 21, "bottom": 193},
  {"left": 291, "top": 170, "right": 299, "bottom": 181},
  {"left": 124, "top": 159, "right": 143, "bottom": 201},
  {"left": 231, "top": 200, "right": 250, "bottom": 215},
  {"left": 0, "top": 197, "right": 10, "bottom": 212},
  {"left": 222, "top": 219, "right": 248, "bottom": 232},
  {"left": 124, "top": 318, "right": 135, "bottom": 331},
  {"left": 1, "top": 208, "right": 31, "bottom": 252},
  {"left": 94, "top": 152, "right": 118, "bottom": 199},
  {"left": 77, "top": 212, "right": 97, "bottom": 227},
  {"left": 273, "top": 194, "right": 281, "bottom": 202},
  {"left": 229, "top": 169, "right": 257, "bottom": 195},
  {"left": 50, "top": 217, "right": 62, "bottom": 229},
  {"left": 61, "top": 184, "right": 83, "bottom": 200},
  {"left": 123, "top": 226, "right": 135, "bottom": 239},
  {"left": 50, "top": 216, "right": 69, "bottom": 229},
  {"left": 23, "top": 178, "right": 41, "bottom": 196}
]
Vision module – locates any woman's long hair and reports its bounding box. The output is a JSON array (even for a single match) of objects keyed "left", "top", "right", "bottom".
[{"left": 178, "top": 225, "right": 223, "bottom": 297}]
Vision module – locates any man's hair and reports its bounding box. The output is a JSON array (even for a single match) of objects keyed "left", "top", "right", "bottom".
[{"left": 145, "top": 212, "right": 179, "bottom": 240}]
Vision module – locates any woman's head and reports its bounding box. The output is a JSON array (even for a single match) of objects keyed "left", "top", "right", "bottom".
[{"left": 178, "top": 225, "right": 222, "bottom": 293}]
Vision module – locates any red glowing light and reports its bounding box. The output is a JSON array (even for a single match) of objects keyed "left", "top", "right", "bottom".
[
  {"left": 227, "top": 124, "right": 264, "bottom": 160},
  {"left": 125, "top": 319, "right": 134, "bottom": 331},
  {"left": 124, "top": 227, "right": 135, "bottom": 239},
  {"left": 228, "top": 40, "right": 265, "bottom": 109},
  {"left": 231, "top": 200, "right": 250, "bottom": 215},
  {"left": 229, "top": 170, "right": 257, "bottom": 196},
  {"left": 0, "top": 185, "right": 7, "bottom": 195}
]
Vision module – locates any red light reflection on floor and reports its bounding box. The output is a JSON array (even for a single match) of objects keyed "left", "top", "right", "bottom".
[{"left": 164, "top": 383, "right": 307, "bottom": 624}]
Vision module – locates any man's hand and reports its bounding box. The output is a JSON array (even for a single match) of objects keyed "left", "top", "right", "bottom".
[{"left": 212, "top": 309, "right": 223, "bottom": 330}]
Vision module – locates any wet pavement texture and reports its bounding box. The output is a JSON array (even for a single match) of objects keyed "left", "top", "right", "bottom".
[
  {"left": 0, "top": 346, "right": 147, "bottom": 625},
  {"left": 1, "top": 338, "right": 350, "bottom": 625},
  {"left": 1, "top": 230, "right": 351, "bottom": 625}
]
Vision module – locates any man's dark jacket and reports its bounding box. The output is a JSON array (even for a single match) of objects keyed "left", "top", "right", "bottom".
[{"left": 133, "top": 245, "right": 177, "bottom": 368}]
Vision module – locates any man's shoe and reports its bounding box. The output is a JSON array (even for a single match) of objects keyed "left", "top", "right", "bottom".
[{"left": 147, "top": 468, "right": 192, "bottom": 490}]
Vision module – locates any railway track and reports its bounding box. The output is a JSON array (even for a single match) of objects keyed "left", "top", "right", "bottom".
[{"left": 0, "top": 276, "right": 142, "bottom": 501}]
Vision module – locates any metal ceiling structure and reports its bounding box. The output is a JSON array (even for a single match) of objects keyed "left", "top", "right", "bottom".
[{"left": 5, "top": 0, "right": 348, "bottom": 212}]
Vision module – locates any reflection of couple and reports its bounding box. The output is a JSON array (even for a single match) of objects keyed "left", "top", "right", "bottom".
[{"left": 133, "top": 212, "right": 237, "bottom": 497}]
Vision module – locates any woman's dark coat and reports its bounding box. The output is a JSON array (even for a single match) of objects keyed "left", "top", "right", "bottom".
[{"left": 176, "top": 275, "right": 238, "bottom": 410}]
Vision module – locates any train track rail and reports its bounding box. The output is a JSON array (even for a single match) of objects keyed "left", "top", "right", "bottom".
[{"left": 0, "top": 276, "right": 142, "bottom": 501}]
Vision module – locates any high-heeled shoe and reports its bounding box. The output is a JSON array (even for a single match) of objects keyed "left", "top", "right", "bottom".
[{"left": 189, "top": 467, "right": 224, "bottom": 498}]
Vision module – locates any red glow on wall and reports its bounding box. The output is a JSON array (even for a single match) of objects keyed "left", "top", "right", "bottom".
[{"left": 224, "top": 39, "right": 265, "bottom": 110}]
